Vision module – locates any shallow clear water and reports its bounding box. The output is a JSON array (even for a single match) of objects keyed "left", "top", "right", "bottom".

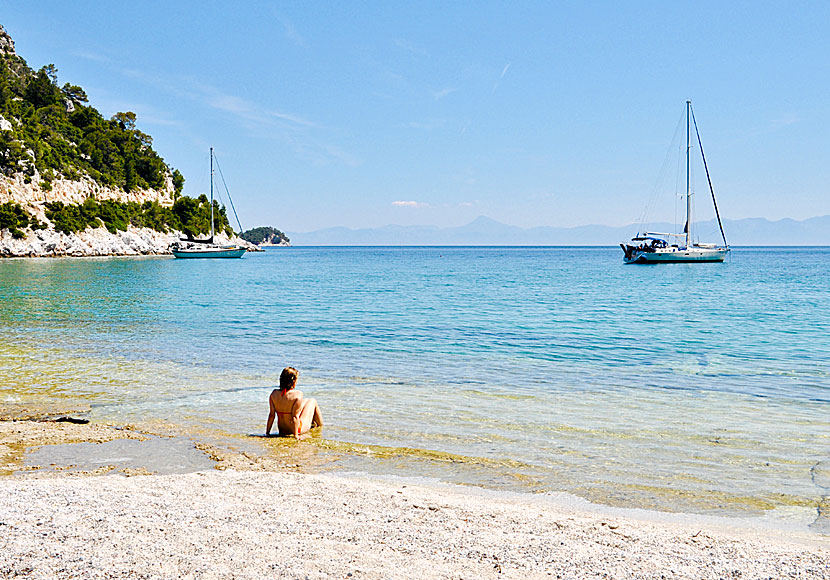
[{"left": 1, "top": 247, "right": 828, "bottom": 524}]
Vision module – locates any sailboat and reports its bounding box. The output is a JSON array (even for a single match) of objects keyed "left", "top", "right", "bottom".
[
  {"left": 171, "top": 148, "right": 246, "bottom": 259},
  {"left": 620, "top": 101, "right": 729, "bottom": 264}
]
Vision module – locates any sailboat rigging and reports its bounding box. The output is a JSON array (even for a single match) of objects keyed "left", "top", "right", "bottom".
[
  {"left": 621, "top": 101, "right": 729, "bottom": 264},
  {"left": 171, "top": 148, "right": 247, "bottom": 259}
]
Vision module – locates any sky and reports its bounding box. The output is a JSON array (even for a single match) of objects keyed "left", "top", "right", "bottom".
[{"left": 2, "top": 1, "right": 829, "bottom": 233}]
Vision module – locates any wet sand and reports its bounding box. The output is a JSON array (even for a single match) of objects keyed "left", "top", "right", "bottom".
[{"left": 0, "top": 414, "right": 828, "bottom": 579}]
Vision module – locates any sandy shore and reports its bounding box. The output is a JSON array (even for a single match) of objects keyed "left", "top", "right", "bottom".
[
  {"left": 1, "top": 470, "right": 827, "bottom": 579},
  {"left": 1, "top": 414, "right": 828, "bottom": 579}
]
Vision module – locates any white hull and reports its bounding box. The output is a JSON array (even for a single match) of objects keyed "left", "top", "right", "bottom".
[
  {"left": 172, "top": 246, "right": 246, "bottom": 259},
  {"left": 622, "top": 246, "right": 727, "bottom": 264}
]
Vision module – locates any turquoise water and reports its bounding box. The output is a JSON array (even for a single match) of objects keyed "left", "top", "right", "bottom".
[{"left": 1, "top": 247, "right": 828, "bottom": 525}]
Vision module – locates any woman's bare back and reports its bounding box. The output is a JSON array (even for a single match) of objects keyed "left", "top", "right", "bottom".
[{"left": 270, "top": 389, "right": 303, "bottom": 435}]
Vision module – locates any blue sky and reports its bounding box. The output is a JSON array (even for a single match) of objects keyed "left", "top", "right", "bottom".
[{"left": 2, "top": 2, "right": 828, "bottom": 232}]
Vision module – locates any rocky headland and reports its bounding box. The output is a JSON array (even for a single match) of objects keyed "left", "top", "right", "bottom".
[
  {"left": 0, "top": 23, "right": 260, "bottom": 258},
  {"left": 0, "top": 170, "right": 258, "bottom": 258},
  {"left": 0, "top": 166, "right": 180, "bottom": 257}
]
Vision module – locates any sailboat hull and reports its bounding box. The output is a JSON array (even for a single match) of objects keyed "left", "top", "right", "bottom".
[
  {"left": 622, "top": 246, "right": 727, "bottom": 264},
  {"left": 172, "top": 247, "right": 246, "bottom": 259}
]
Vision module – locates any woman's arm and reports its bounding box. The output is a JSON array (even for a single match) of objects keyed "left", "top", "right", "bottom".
[
  {"left": 292, "top": 396, "right": 303, "bottom": 439},
  {"left": 266, "top": 393, "right": 276, "bottom": 435}
]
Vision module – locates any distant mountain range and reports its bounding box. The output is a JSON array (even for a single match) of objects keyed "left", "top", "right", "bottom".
[{"left": 287, "top": 215, "right": 830, "bottom": 246}]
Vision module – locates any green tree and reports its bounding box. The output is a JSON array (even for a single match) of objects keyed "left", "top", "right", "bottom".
[
  {"left": 112, "top": 111, "right": 136, "bottom": 131},
  {"left": 61, "top": 83, "right": 88, "bottom": 104},
  {"left": 24, "top": 66, "right": 60, "bottom": 109},
  {"left": 171, "top": 168, "right": 185, "bottom": 199},
  {"left": 124, "top": 158, "right": 136, "bottom": 192}
]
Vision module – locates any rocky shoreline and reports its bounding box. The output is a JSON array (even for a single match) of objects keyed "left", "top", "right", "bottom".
[{"left": 0, "top": 226, "right": 261, "bottom": 258}]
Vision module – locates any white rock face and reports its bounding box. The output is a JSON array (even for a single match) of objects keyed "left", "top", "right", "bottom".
[
  {"left": 0, "top": 174, "right": 174, "bottom": 223},
  {"left": 0, "top": 226, "right": 175, "bottom": 257},
  {"left": 0, "top": 24, "right": 15, "bottom": 56},
  {"left": 0, "top": 226, "right": 256, "bottom": 258},
  {"left": 0, "top": 172, "right": 264, "bottom": 257},
  {"left": 0, "top": 115, "right": 11, "bottom": 131}
]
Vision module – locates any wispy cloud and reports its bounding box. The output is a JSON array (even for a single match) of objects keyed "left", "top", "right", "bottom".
[
  {"left": 393, "top": 200, "right": 429, "bottom": 208},
  {"left": 271, "top": 111, "right": 317, "bottom": 127},
  {"left": 274, "top": 11, "right": 306, "bottom": 46},
  {"left": 73, "top": 50, "right": 112, "bottom": 64},
  {"left": 402, "top": 119, "right": 447, "bottom": 130},
  {"left": 194, "top": 84, "right": 317, "bottom": 129},
  {"left": 79, "top": 91, "right": 182, "bottom": 128},
  {"left": 770, "top": 114, "right": 799, "bottom": 129},
  {"left": 492, "top": 62, "right": 512, "bottom": 93},
  {"left": 71, "top": 51, "right": 360, "bottom": 167},
  {"left": 393, "top": 38, "right": 427, "bottom": 56},
  {"left": 432, "top": 87, "right": 457, "bottom": 100},
  {"left": 323, "top": 145, "right": 361, "bottom": 167},
  {"left": 206, "top": 93, "right": 252, "bottom": 116}
]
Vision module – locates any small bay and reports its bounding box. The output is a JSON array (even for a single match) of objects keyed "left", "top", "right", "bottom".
[{"left": 1, "top": 247, "right": 828, "bottom": 530}]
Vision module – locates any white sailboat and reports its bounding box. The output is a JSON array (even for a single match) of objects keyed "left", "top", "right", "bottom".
[
  {"left": 171, "top": 148, "right": 246, "bottom": 259},
  {"left": 621, "top": 101, "right": 729, "bottom": 264}
]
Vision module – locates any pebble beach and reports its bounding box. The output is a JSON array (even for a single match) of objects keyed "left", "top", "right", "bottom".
[{"left": 0, "top": 417, "right": 827, "bottom": 580}]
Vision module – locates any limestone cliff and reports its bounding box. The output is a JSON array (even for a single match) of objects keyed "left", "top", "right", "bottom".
[{"left": 0, "top": 24, "right": 210, "bottom": 257}]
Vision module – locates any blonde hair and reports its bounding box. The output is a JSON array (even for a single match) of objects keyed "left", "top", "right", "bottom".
[{"left": 279, "top": 367, "right": 299, "bottom": 391}]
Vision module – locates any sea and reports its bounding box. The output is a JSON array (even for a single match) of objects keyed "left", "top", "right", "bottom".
[{"left": 1, "top": 247, "right": 828, "bottom": 532}]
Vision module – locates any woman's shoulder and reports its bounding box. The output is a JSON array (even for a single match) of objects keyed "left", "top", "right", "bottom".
[{"left": 272, "top": 389, "right": 303, "bottom": 399}]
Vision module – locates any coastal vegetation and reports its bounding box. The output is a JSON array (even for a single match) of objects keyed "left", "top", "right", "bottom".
[
  {"left": 2, "top": 196, "right": 231, "bottom": 237},
  {"left": 240, "top": 226, "right": 289, "bottom": 245},
  {"left": 0, "top": 201, "right": 41, "bottom": 238},
  {"left": 44, "top": 195, "right": 232, "bottom": 236},
  {"left": 0, "top": 50, "right": 183, "bottom": 195}
]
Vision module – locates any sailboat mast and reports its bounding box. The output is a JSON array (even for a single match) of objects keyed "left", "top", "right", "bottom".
[
  {"left": 685, "top": 100, "right": 691, "bottom": 249},
  {"left": 210, "top": 147, "right": 215, "bottom": 241}
]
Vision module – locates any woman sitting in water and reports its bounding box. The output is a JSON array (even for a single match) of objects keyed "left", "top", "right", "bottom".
[{"left": 266, "top": 367, "right": 323, "bottom": 439}]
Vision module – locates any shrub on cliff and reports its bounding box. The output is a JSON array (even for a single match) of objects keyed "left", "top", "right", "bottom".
[
  {"left": 45, "top": 199, "right": 98, "bottom": 234},
  {"left": 172, "top": 194, "right": 232, "bottom": 238},
  {"left": 0, "top": 201, "right": 30, "bottom": 238},
  {"left": 44, "top": 196, "right": 232, "bottom": 236}
]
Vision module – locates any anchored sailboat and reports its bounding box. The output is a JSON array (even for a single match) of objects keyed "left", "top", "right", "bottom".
[
  {"left": 621, "top": 101, "right": 729, "bottom": 264},
  {"left": 171, "top": 148, "right": 246, "bottom": 259}
]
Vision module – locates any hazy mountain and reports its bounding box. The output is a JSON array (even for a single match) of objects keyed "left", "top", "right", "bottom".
[{"left": 288, "top": 215, "right": 830, "bottom": 246}]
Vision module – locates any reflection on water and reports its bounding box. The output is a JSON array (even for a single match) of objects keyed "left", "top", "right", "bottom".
[{"left": 1, "top": 249, "right": 829, "bottom": 530}]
